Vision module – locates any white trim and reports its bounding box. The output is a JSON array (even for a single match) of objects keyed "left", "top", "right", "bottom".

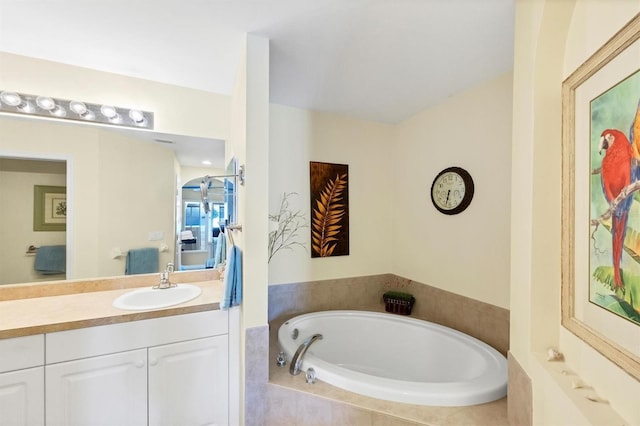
[{"left": 228, "top": 306, "right": 241, "bottom": 426}]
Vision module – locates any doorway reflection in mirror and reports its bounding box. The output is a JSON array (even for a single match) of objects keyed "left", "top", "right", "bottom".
[
  {"left": 178, "top": 161, "right": 236, "bottom": 272},
  {"left": 0, "top": 157, "right": 67, "bottom": 285}
]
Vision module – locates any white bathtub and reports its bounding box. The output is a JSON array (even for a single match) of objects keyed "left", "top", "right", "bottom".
[{"left": 277, "top": 310, "right": 507, "bottom": 406}]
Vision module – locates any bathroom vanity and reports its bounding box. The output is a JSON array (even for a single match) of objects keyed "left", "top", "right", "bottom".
[{"left": 0, "top": 273, "right": 230, "bottom": 426}]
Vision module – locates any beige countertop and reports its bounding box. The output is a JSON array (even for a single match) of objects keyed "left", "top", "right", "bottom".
[{"left": 0, "top": 270, "right": 223, "bottom": 339}]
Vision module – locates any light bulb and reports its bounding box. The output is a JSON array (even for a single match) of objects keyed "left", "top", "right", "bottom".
[
  {"left": 128, "top": 109, "right": 146, "bottom": 124},
  {"left": 1, "top": 92, "right": 33, "bottom": 112},
  {"left": 69, "top": 101, "right": 87, "bottom": 115},
  {"left": 0, "top": 91, "right": 22, "bottom": 107},
  {"left": 36, "top": 96, "right": 65, "bottom": 116},
  {"left": 36, "top": 96, "right": 56, "bottom": 110},
  {"left": 70, "top": 101, "right": 94, "bottom": 119},
  {"left": 100, "top": 105, "right": 118, "bottom": 119}
]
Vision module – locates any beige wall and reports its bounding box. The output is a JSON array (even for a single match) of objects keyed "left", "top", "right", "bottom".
[
  {"left": 511, "top": 0, "right": 640, "bottom": 424},
  {"left": 393, "top": 72, "right": 513, "bottom": 310},
  {"left": 268, "top": 104, "right": 395, "bottom": 285},
  {"left": 0, "top": 52, "right": 231, "bottom": 140},
  {"left": 268, "top": 74, "right": 511, "bottom": 311},
  {"left": 95, "top": 130, "right": 176, "bottom": 277}
]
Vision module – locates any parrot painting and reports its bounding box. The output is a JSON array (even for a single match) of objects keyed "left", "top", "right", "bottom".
[
  {"left": 599, "top": 129, "right": 634, "bottom": 290},
  {"left": 630, "top": 98, "right": 640, "bottom": 181}
]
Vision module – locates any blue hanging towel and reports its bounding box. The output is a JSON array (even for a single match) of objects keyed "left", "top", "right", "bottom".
[
  {"left": 34, "top": 245, "right": 66, "bottom": 275},
  {"left": 221, "top": 245, "right": 242, "bottom": 309},
  {"left": 214, "top": 232, "right": 226, "bottom": 268},
  {"left": 125, "top": 248, "right": 159, "bottom": 275}
]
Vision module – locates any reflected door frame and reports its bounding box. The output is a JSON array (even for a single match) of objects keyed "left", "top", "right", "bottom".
[{"left": 0, "top": 150, "right": 74, "bottom": 281}]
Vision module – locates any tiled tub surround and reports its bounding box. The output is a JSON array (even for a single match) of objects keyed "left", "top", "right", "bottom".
[
  {"left": 507, "top": 353, "right": 532, "bottom": 426},
  {"left": 266, "top": 274, "right": 509, "bottom": 425},
  {"left": 245, "top": 325, "right": 270, "bottom": 425},
  {"left": 269, "top": 274, "right": 509, "bottom": 356}
]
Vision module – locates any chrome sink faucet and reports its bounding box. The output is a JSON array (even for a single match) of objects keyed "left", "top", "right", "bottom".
[
  {"left": 289, "top": 333, "right": 323, "bottom": 375},
  {"left": 155, "top": 262, "right": 175, "bottom": 289}
]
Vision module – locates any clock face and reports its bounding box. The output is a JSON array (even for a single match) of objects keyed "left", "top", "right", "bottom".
[{"left": 430, "top": 167, "right": 474, "bottom": 215}]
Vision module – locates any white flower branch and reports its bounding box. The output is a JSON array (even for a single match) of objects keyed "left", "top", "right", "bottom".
[{"left": 268, "top": 192, "right": 308, "bottom": 263}]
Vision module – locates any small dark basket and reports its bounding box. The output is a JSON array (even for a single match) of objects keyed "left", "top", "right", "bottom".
[{"left": 383, "top": 292, "right": 415, "bottom": 315}]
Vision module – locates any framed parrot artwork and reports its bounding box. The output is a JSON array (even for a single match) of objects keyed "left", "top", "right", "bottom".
[
  {"left": 589, "top": 70, "right": 640, "bottom": 326},
  {"left": 562, "top": 14, "right": 640, "bottom": 381}
]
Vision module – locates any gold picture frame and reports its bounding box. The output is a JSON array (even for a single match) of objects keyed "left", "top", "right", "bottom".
[
  {"left": 561, "top": 13, "right": 640, "bottom": 380},
  {"left": 33, "top": 185, "right": 66, "bottom": 231}
]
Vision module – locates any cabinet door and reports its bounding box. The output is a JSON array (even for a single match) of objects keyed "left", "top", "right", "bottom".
[
  {"left": 0, "top": 367, "right": 44, "bottom": 426},
  {"left": 46, "top": 349, "right": 147, "bottom": 426},
  {"left": 149, "top": 336, "right": 228, "bottom": 426}
]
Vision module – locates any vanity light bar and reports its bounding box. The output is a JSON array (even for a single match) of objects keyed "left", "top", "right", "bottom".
[{"left": 0, "top": 90, "right": 154, "bottom": 130}]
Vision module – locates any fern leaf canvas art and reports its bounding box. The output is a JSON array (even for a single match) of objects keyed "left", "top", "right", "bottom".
[{"left": 309, "top": 161, "right": 349, "bottom": 258}]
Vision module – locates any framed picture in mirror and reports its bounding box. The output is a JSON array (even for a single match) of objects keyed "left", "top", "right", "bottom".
[{"left": 34, "top": 185, "right": 66, "bottom": 231}]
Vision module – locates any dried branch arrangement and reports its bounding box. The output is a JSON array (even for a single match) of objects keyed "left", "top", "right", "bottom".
[{"left": 268, "top": 192, "right": 307, "bottom": 263}]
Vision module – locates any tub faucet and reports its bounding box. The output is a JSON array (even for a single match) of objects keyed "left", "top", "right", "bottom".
[
  {"left": 155, "top": 262, "right": 175, "bottom": 289},
  {"left": 289, "top": 333, "right": 323, "bottom": 375}
]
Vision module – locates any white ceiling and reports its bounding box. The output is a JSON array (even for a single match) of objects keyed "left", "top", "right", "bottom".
[{"left": 0, "top": 0, "right": 514, "bottom": 125}]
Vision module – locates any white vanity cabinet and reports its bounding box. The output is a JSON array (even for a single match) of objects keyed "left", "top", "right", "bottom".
[
  {"left": 0, "top": 335, "right": 45, "bottom": 426},
  {"left": 0, "top": 367, "right": 44, "bottom": 426},
  {"left": 45, "top": 310, "right": 229, "bottom": 426},
  {"left": 149, "top": 336, "right": 228, "bottom": 426},
  {"left": 45, "top": 349, "right": 147, "bottom": 426}
]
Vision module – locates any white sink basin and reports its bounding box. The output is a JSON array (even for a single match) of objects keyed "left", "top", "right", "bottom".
[{"left": 113, "top": 284, "right": 202, "bottom": 311}]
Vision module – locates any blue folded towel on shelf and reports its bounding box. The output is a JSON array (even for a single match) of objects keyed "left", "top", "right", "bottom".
[
  {"left": 221, "top": 245, "right": 242, "bottom": 309},
  {"left": 34, "top": 245, "right": 66, "bottom": 275},
  {"left": 125, "top": 247, "right": 159, "bottom": 275}
]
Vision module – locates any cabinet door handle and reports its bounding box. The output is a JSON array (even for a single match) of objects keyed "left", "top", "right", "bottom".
[
  {"left": 135, "top": 360, "right": 145, "bottom": 368},
  {"left": 149, "top": 357, "right": 158, "bottom": 366}
]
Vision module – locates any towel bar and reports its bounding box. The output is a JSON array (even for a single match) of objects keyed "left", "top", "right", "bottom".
[{"left": 111, "top": 244, "right": 169, "bottom": 259}]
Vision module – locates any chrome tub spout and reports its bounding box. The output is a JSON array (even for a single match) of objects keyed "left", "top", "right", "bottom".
[{"left": 289, "top": 333, "right": 323, "bottom": 375}]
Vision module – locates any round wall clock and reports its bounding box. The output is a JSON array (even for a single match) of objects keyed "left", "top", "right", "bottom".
[{"left": 430, "top": 167, "right": 474, "bottom": 215}]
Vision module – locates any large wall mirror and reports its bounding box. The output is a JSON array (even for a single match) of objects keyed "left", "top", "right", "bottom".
[{"left": 0, "top": 115, "right": 230, "bottom": 285}]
